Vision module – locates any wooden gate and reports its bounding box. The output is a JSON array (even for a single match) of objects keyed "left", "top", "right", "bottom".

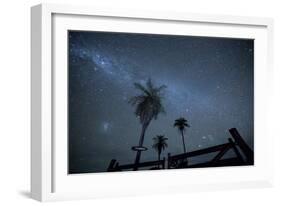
[
  {"left": 107, "top": 128, "right": 253, "bottom": 171},
  {"left": 168, "top": 128, "right": 253, "bottom": 169}
]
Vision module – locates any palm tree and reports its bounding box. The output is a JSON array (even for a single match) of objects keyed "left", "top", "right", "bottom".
[
  {"left": 174, "top": 117, "right": 190, "bottom": 153},
  {"left": 129, "top": 78, "right": 166, "bottom": 170},
  {"left": 152, "top": 135, "right": 168, "bottom": 168}
]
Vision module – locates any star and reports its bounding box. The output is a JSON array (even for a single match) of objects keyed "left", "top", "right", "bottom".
[{"left": 102, "top": 122, "right": 110, "bottom": 132}]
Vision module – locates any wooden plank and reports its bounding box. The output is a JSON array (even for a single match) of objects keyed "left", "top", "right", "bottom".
[
  {"left": 210, "top": 144, "right": 231, "bottom": 164},
  {"left": 117, "top": 160, "right": 165, "bottom": 170},
  {"left": 107, "top": 159, "right": 117, "bottom": 171},
  {"left": 162, "top": 157, "right": 166, "bottom": 169},
  {"left": 188, "top": 157, "right": 245, "bottom": 168},
  {"left": 228, "top": 138, "right": 244, "bottom": 162},
  {"left": 167, "top": 153, "right": 171, "bottom": 169},
  {"left": 229, "top": 128, "right": 254, "bottom": 164},
  {"left": 170, "top": 143, "right": 232, "bottom": 160}
]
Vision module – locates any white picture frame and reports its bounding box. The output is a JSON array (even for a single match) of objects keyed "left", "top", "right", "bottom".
[{"left": 31, "top": 3, "right": 274, "bottom": 202}]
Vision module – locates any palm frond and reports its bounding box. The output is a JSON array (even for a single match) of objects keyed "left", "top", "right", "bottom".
[
  {"left": 174, "top": 117, "right": 190, "bottom": 131},
  {"left": 133, "top": 83, "right": 150, "bottom": 95},
  {"left": 152, "top": 135, "right": 168, "bottom": 151},
  {"left": 128, "top": 95, "right": 146, "bottom": 105},
  {"left": 146, "top": 78, "right": 154, "bottom": 92},
  {"left": 155, "top": 85, "right": 167, "bottom": 93}
]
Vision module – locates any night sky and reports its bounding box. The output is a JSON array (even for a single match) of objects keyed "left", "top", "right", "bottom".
[{"left": 68, "top": 31, "right": 254, "bottom": 174}]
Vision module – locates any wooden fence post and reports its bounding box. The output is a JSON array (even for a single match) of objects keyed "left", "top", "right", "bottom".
[
  {"left": 107, "top": 159, "right": 117, "bottom": 171},
  {"left": 167, "top": 153, "right": 171, "bottom": 169},
  {"left": 228, "top": 138, "right": 244, "bottom": 163},
  {"left": 229, "top": 128, "right": 254, "bottom": 164},
  {"left": 210, "top": 144, "right": 231, "bottom": 165}
]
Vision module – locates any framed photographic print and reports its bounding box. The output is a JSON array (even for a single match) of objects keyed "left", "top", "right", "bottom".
[{"left": 31, "top": 3, "right": 274, "bottom": 201}]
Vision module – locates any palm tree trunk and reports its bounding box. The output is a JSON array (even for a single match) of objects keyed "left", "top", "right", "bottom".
[
  {"left": 133, "top": 152, "right": 141, "bottom": 171},
  {"left": 181, "top": 130, "right": 186, "bottom": 154},
  {"left": 181, "top": 131, "right": 188, "bottom": 166},
  {"left": 158, "top": 151, "right": 160, "bottom": 168},
  {"left": 133, "top": 123, "right": 148, "bottom": 171}
]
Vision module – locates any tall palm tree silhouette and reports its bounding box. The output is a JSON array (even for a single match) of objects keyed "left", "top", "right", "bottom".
[
  {"left": 152, "top": 135, "right": 168, "bottom": 168},
  {"left": 129, "top": 79, "right": 166, "bottom": 170},
  {"left": 174, "top": 117, "right": 190, "bottom": 153}
]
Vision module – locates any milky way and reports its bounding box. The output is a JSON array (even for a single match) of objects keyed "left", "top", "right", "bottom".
[{"left": 68, "top": 31, "right": 254, "bottom": 173}]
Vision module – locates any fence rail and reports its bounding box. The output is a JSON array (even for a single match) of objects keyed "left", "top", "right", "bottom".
[{"left": 108, "top": 158, "right": 165, "bottom": 171}]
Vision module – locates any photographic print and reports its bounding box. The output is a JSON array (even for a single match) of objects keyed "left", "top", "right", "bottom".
[{"left": 68, "top": 31, "right": 254, "bottom": 174}]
